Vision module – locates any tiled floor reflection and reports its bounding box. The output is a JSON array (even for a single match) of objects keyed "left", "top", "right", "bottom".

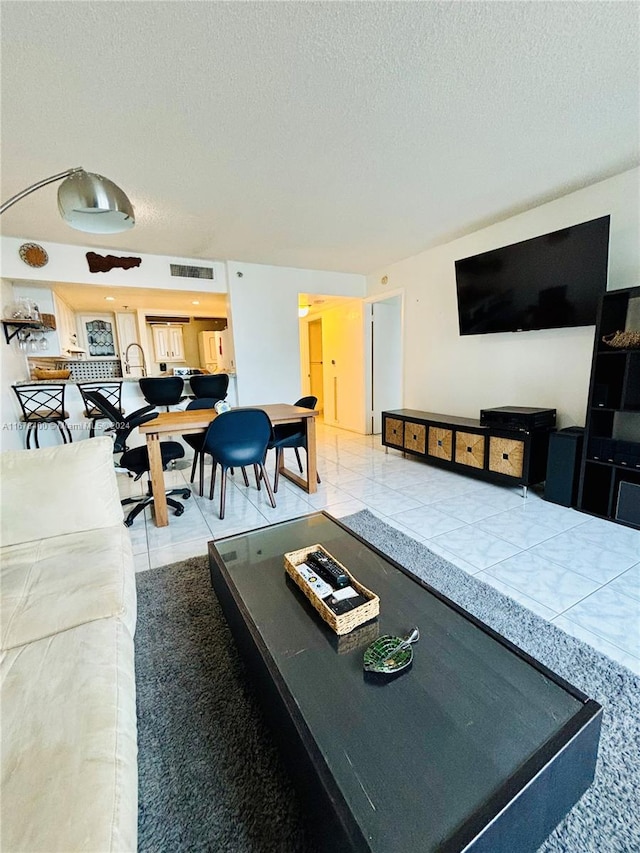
[{"left": 124, "top": 420, "right": 640, "bottom": 675}]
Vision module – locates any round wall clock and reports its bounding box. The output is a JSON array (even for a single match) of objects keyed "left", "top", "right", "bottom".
[{"left": 19, "top": 242, "right": 49, "bottom": 268}]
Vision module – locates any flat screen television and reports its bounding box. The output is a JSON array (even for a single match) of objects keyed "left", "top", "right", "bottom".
[{"left": 454, "top": 216, "right": 610, "bottom": 335}]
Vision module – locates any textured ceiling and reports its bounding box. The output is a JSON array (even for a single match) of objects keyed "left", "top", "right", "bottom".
[{"left": 1, "top": 1, "right": 638, "bottom": 274}]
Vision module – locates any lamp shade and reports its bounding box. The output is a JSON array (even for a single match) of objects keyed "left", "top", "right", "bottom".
[{"left": 57, "top": 170, "right": 135, "bottom": 233}]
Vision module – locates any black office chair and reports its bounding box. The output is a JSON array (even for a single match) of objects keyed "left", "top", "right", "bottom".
[
  {"left": 268, "top": 395, "right": 321, "bottom": 492},
  {"left": 84, "top": 390, "right": 191, "bottom": 526},
  {"left": 77, "top": 381, "right": 124, "bottom": 437},
  {"left": 12, "top": 384, "right": 73, "bottom": 448},
  {"left": 201, "top": 409, "right": 276, "bottom": 519},
  {"left": 139, "top": 376, "right": 186, "bottom": 410},
  {"left": 189, "top": 374, "right": 229, "bottom": 401}
]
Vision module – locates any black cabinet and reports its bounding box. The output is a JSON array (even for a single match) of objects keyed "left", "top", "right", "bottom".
[
  {"left": 578, "top": 286, "right": 640, "bottom": 528},
  {"left": 381, "top": 409, "right": 553, "bottom": 489}
]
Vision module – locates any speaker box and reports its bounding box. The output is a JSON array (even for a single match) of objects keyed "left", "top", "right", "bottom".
[
  {"left": 544, "top": 428, "right": 584, "bottom": 507},
  {"left": 615, "top": 482, "right": 640, "bottom": 527}
]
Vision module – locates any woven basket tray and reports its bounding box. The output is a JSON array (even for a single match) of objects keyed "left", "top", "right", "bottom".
[
  {"left": 33, "top": 368, "right": 71, "bottom": 379},
  {"left": 284, "top": 544, "right": 380, "bottom": 635}
]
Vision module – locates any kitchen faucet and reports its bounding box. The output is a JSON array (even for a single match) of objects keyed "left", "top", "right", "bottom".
[{"left": 124, "top": 342, "right": 148, "bottom": 377}]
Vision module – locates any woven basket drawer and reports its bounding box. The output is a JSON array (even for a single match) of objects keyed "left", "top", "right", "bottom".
[
  {"left": 428, "top": 426, "right": 453, "bottom": 461},
  {"left": 404, "top": 421, "right": 426, "bottom": 454},
  {"left": 489, "top": 436, "right": 525, "bottom": 478},
  {"left": 384, "top": 417, "right": 404, "bottom": 448},
  {"left": 455, "top": 431, "right": 485, "bottom": 469},
  {"left": 284, "top": 544, "right": 379, "bottom": 635}
]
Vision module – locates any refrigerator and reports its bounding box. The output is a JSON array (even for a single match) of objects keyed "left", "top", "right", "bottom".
[{"left": 198, "top": 330, "right": 235, "bottom": 372}]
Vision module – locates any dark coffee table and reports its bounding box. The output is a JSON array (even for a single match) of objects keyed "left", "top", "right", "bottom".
[{"left": 208, "top": 512, "right": 602, "bottom": 853}]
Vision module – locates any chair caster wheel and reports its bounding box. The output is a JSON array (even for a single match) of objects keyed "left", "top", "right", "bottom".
[
  {"left": 123, "top": 518, "right": 133, "bottom": 528},
  {"left": 175, "top": 506, "right": 185, "bottom": 517},
  {"left": 182, "top": 490, "right": 191, "bottom": 500}
]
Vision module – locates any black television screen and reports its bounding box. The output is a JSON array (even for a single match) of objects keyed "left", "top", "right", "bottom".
[{"left": 455, "top": 216, "right": 610, "bottom": 335}]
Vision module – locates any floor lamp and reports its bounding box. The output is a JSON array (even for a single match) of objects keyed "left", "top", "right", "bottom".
[{"left": 0, "top": 167, "right": 135, "bottom": 234}]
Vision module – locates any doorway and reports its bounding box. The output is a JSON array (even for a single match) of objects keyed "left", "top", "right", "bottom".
[
  {"left": 308, "top": 319, "right": 324, "bottom": 415},
  {"left": 369, "top": 294, "right": 403, "bottom": 433}
]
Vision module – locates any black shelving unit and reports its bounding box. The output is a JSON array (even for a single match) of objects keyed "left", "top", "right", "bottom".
[{"left": 578, "top": 286, "right": 640, "bottom": 528}]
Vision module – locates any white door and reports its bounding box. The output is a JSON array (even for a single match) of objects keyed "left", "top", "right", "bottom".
[
  {"left": 115, "top": 313, "right": 143, "bottom": 370},
  {"left": 371, "top": 296, "right": 402, "bottom": 433}
]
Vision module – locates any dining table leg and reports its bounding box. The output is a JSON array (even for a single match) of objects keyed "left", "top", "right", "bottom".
[
  {"left": 305, "top": 415, "right": 318, "bottom": 494},
  {"left": 147, "top": 432, "right": 169, "bottom": 526},
  {"left": 276, "top": 415, "right": 318, "bottom": 494}
]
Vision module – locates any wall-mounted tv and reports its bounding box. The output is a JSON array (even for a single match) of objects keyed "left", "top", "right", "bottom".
[{"left": 454, "top": 216, "right": 610, "bottom": 336}]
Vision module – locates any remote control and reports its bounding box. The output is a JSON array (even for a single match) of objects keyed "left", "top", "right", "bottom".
[{"left": 305, "top": 550, "right": 350, "bottom": 589}]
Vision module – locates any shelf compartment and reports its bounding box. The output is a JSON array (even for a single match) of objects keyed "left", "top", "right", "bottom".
[
  {"left": 580, "top": 462, "right": 614, "bottom": 517},
  {"left": 622, "top": 352, "right": 640, "bottom": 409},
  {"left": 592, "top": 353, "right": 626, "bottom": 409},
  {"left": 588, "top": 409, "right": 615, "bottom": 438},
  {"left": 613, "top": 472, "right": 640, "bottom": 528}
]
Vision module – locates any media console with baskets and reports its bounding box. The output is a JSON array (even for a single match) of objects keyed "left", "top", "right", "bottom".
[{"left": 382, "top": 409, "right": 554, "bottom": 492}]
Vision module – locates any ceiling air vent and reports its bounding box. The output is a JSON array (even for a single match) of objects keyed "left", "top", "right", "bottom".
[{"left": 170, "top": 263, "right": 214, "bottom": 280}]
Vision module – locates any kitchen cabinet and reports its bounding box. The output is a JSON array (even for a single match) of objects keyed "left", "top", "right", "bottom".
[
  {"left": 578, "top": 286, "right": 640, "bottom": 528},
  {"left": 78, "top": 313, "right": 118, "bottom": 358},
  {"left": 198, "top": 331, "right": 218, "bottom": 371},
  {"left": 152, "top": 324, "right": 184, "bottom": 362},
  {"left": 382, "top": 409, "right": 552, "bottom": 491}
]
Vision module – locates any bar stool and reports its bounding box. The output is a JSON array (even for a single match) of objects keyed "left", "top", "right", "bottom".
[
  {"left": 77, "top": 381, "right": 124, "bottom": 437},
  {"left": 139, "top": 377, "right": 186, "bottom": 411},
  {"left": 12, "top": 384, "right": 73, "bottom": 448},
  {"left": 189, "top": 374, "right": 229, "bottom": 401}
]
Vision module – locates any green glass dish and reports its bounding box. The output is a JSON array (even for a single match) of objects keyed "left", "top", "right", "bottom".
[{"left": 363, "top": 634, "right": 414, "bottom": 674}]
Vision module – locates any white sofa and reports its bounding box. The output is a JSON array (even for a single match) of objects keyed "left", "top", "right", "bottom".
[{"left": 0, "top": 437, "right": 138, "bottom": 852}]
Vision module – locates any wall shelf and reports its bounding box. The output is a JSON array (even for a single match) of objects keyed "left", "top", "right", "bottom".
[{"left": 2, "top": 316, "right": 56, "bottom": 345}]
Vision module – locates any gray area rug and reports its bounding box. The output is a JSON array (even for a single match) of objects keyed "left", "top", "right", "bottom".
[{"left": 135, "top": 509, "right": 640, "bottom": 852}]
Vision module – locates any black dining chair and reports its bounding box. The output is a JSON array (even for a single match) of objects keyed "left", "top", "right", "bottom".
[
  {"left": 139, "top": 376, "right": 186, "bottom": 410},
  {"left": 182, "top": 397, "right": 218, "bottom": 496},
  {"left": 77, "top": 381, "right": 124, "bottom": 437},
  {"left": 201, "top": 409, "right": 276, "bottom": 520},
  {"left": 12, "top": 383, "right": 73, "bottom": 448},
  {"left": 268, "top": 395, "right": 321, "bottom": 492},
  {"left": 83, "top": 390, "right": 191, "bottom": 526},
  {"left": 189, "top": 374, "right": 229, "bottom": 401}
]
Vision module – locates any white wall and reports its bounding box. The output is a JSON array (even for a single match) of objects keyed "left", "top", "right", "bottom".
[
  {"left": 0, "top": 237, "right": 228, "bottom": 293},
  {"left": 366, "top": 168, "right": 640, "bottom": 428},
  {"left": 226, "top": 261, "right": 365, "bottom": 406}
]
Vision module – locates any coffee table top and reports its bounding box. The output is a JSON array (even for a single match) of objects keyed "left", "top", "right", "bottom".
[{"left": 209, "top": 512, "right": 598, "bottom": 852}]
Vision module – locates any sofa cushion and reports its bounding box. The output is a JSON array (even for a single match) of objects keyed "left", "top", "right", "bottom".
[
  {"left": 1, "top": 524, "right": 136, "bottom": 650},
  {"left": 0, "top": 437, "right": 123, "bottom": 547},
  {"left": 0, "top": 618, "right": 138, "bottom": 853}
]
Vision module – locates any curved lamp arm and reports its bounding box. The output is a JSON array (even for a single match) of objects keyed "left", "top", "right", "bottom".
[
  {"left": 0, "top": 167, "right": 135, "bottom": 233},
  {"left": 0, "top": 167, "right": 84, "bottom": 215}
]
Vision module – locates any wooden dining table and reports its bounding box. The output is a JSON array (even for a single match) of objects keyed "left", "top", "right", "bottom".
[{"left": 138, "top": 403, "right": 319, "bottom": 526}]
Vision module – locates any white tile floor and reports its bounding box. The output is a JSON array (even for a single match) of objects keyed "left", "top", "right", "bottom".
[{"left": 123, "top": 421, "right": 640, "bottom": 675}]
